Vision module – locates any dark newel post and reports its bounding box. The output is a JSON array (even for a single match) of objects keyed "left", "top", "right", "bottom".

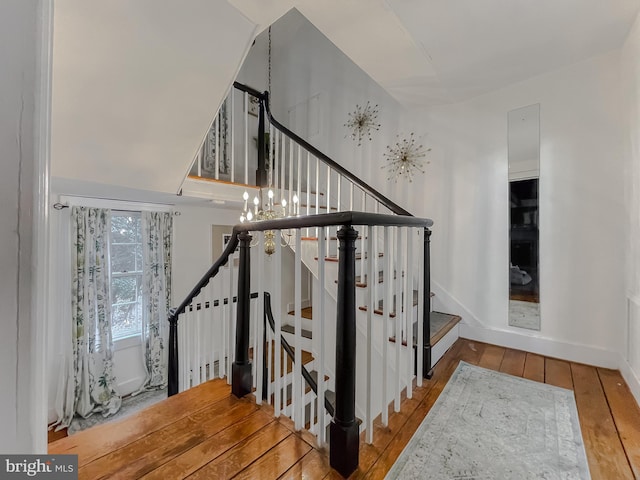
[
  {"left": 330, "top": 225, "right": 360, "bottom": 477},
  {"left": 256, "top": 95, "right": 266, "bottom": 187},
  {"left": 423, "top": 227, "right": 433, "bottom": 379},
  {"left": 262, "top": 294, "right": 269, "bottom": 401},
  {"left": 168, "top": 312, "right": 179, "bottom": 396},
  {"left": 232, "top": 232, "right": 253, "bottom": 398}
]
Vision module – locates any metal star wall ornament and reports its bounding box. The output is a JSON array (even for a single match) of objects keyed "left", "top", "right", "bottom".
[
  {"left": 344, "top": 102, "right": 381, "bottom": 146},
  {"left": 382, "top": 133, "right": 431, "bottom": 182}
]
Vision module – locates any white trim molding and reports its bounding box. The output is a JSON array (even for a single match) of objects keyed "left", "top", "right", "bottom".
[
  {"left": 619, "top": 356, "right": 640, "bottom": 407},
  {"left": 32, "top": 0, "right": 54, "bottom": 454},
  {"left": 458, "top": 322, "right": 619, "bottom": 369}
]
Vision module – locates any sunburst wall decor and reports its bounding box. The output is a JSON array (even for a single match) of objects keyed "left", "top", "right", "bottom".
[
  {"left": 382, "top": 133, "right": 431, "bottom": 182},
  {"left": 345, "top": 102, "right": 380, "bottom": 146}
]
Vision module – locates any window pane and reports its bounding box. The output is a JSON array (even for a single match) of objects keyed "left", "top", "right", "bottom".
[
  {"left": 112, "top": 302, "right": 141, "bottom": 339},
  {"left": 112, "top": 276, "right": 137, "bottom": 303},
  {"left": 110, "top": 212, "right": 143, "bottom": 340},
  {"left": 111, "top": 214, "right": 139, "bottom": 243},
  {"left": 112, "top": 244, "right": 136, "bottom": 273},
  {"left": 135, "top": 244, "right": 143, "bottom": 272}
]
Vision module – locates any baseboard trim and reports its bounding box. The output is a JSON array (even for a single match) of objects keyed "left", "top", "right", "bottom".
[
  {"left": 459, "top": 322, "right": 619, "bottom": 369},
  {"left": 433, "top": 280, "right": 619, "bottom": 369},
  {"left": 619, "top": 356, "right": 640, "bottom": 407},
  {"left": 117, "top": 376, "right": 146, "bottom": 397}
]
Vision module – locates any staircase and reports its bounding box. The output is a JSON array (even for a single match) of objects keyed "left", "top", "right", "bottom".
[{"left": 169, "top": 82, "right": 461, "bottom": 477}]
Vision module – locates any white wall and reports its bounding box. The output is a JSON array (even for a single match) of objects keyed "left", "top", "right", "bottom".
[
  {"left": 253, "top": 9, "right": 410, "bottom": 211},
  {"left": 410, "top": 51, "right": 626, "bottom": 366},
  {"left": 621, "top": 12, "right": 640, "bottom": 401},
  {"left": 0, "top": 0, "right": 45, "bottom": 453},
  {"left": 51, "top": 0, "right": 257, "bottom": 194},
  {"left": 172, "top": 204, "right": 241, "bottom": 302}
]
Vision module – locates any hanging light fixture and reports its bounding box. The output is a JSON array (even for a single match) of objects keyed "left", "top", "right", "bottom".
[
  {"left": 345, "top": 101, "right": 381, "bottom": 146},
  {"left": 382, "top": 133, "right": 431, "bottom": 182},
  {"left": 239, "top": 188, "right": 299, "bottom": 255}
]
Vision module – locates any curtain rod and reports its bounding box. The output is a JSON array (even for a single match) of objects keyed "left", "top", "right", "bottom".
[{"left": 53, "top": 194, "right": 177, "bottom": 214}]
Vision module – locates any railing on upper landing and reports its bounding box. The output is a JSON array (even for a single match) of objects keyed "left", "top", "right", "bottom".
[{"left": 171, "top": 82, "right": 434, "bottom": 477}]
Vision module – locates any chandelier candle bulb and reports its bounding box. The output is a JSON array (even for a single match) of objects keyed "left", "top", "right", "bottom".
[
  {"left": 293, "top": 194, "right": 299, "bottom": 216},
  {"left": 243, "top": 191, "right": 249, "bottom": 212}
]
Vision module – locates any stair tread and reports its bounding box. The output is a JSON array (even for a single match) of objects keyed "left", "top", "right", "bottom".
[
  {"left": 281, "top": 324, "right": 313, "bottom": 339},
  {"left": 359, "top": 289, "right": 419, "bottom": 317},
  {"left": 388, "top": 311, "right": 462, "bottom": 346},
  {"left": 287, "top": 306, "right": 313, "bottom": 320}
]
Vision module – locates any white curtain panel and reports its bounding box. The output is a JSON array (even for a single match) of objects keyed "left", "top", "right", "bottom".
[
  {"left": 56, "top": 207, "right": 122, "bottom": 427},
  {"left": 136, "top": 211, "right": 173, "bottom": 392}
]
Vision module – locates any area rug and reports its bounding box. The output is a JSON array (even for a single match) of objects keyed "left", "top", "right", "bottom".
[{"left": 386, "top": 362, "right": 590, "bottom": 479}]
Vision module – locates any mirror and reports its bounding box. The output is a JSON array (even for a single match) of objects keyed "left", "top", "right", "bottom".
[{"left": 508, "top": 104, "right": 540, "bottom": 330}]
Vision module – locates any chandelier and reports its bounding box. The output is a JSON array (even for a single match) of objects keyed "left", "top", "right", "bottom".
[
  {"left": 240, "top": 189, "right": 299, "bottom": 255},
  {"left": 382, "top": 133, "right": 431, "bottom": 182}
]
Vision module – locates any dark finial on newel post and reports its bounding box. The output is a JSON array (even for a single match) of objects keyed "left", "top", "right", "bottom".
[
  {"left": 232, "top": 232, "right": 253, "bottom": 398},
  {"left": 330, "top": 225, "right": 360, "bottom": 477}
]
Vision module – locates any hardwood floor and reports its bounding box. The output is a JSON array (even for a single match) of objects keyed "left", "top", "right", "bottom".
[{"left": 49, "top": 338, "right": 640, "bottom": 479}]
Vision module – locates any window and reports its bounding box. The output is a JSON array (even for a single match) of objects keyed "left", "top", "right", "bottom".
[{"left": 110, "top": 212, "right": 143, "bottom": 340}]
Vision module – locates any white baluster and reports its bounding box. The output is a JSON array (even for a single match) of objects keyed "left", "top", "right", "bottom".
[
  {"left": 405, "top": 227, "right": 413, "bottom": 400},
  {"left": 274, "top": 231, "right": 283, "bottom": 417},
  {"left": 366, "top": 228, "right": 375, "bottom": 443},
  {"left": 326, "top": 166, "right": 331, "bottom": 258},
  {"left": 215, "top": 275, "right": 225, "bottom": 379},
  {"left": 317, "top": 227, "right": 327, "bottom": 445},
  {"left": 274, "top": 130, "right": 280, "bottom": 196},
  {"left": 178, "top": 314, "right": 186, "bottom": 391},
  {"left": 244, "top": 92, "right": 249, "bottom": 185},
  {"left": 394, "top": 227, "right": 402, "bottom": 411},
  {"left": 214, "top": 115, "right": 220, "bottom": 181},
  {"left": 280, "top": 133, "right": 286, "bottom": 204},
  {"left": 337, "top": 175, "right": 341, "bottom": 213},
  {"left": 315, "top": 158, "right": 320, "bottom": 216},
  {"left": 255, "top": 232, "right": 265, "bottom": 403},
  {"left": 288, "top": 139, "right": 294, "bottom": 211},
  {"left": 306, "top": 152, "right": 311, "bottom": 217},
  {"left": 294, "top": 230, "right": 302, "bottom": 429},
  {"left": 297, "top": 145, "right": 302, "bottom": 216},
  {"left": 349, "top": 182, "right": 354, "bottom": 211},
  {"left": 383, "top": 227, "right": 392, "bottom": 426},
  {"left": 416, "top": 228, "right": 424, "bottom": 385},
  {"left": 231, "top": 90, "right": 235, "bottom": 183}
]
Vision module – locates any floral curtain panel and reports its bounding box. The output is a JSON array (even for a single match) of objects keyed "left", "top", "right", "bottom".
[
  {"left": 69, "top": 206, "right": 121, "bottom": 422},
  {"left": 137, "top": 211, "right": 173, "bottom": 391},
  {"left": 202, "top": 101, "right": 230, "bottom": 177}
]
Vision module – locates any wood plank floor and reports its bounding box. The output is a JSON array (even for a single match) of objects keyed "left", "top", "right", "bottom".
[{"left": 49, "top": 338, "right": 640, "bottom": 479}]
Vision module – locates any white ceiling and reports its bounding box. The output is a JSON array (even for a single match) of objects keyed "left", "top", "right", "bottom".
[{"left": 229, "top": 0, "right": 640, "bottom": 106}]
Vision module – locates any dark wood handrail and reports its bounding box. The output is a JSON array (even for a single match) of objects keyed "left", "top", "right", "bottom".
[
  {"left": 232, "top": 81, "right": 412, "bottom": 216},
  {"left": 233, "top": 211, "right": 431, "bottom": 234},
  {"left": 169, "top": 233, "right": 239, "bottom": 321}
]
